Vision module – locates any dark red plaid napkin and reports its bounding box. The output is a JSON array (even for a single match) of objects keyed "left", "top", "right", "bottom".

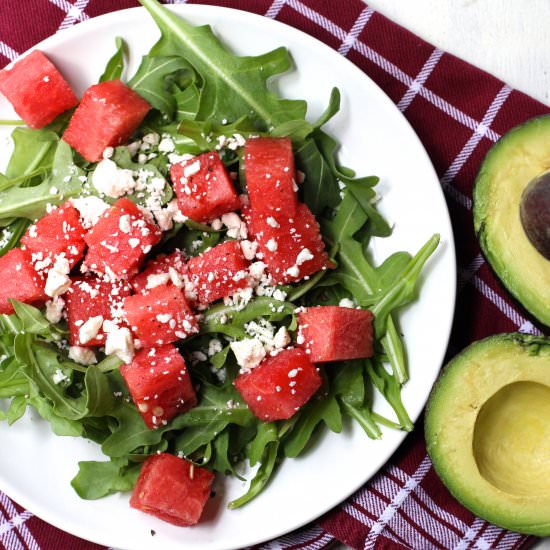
[{"left": 0, "top": 1, "right": 546, "bottom": 549}]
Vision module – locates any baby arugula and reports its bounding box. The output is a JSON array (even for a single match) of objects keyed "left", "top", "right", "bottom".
[{"left": 0, "top": 0, "right": 440, "bottom": 510}]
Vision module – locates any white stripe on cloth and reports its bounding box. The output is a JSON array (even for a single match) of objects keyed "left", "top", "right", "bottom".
[
  {"left": 57, "top": 0, "right": 91, "bottom": 31},
  {"left": 48, "top": 0, "right": 90, "bottom": 24},
  {"left": 397, "top": 48, "right": 443, "bottom": 113},
  {"left": 458, "top": 254, "right": 485, "bottom": 291},
  {"left": 0, "top": 41, "right": 19, "bottom": 62},
  {"left": 440, "top": 85, "right": 512, "bottom": 197},
  {"left": 258, "top": 523, "right": 333, "bottom": 549},
  {"left": 0, "top": 504, "right": 25, "bottom": 550},
  {"left": 265, "top": 0, "right": 287, "bottom": 19},
  {"left": 0, "top": 492, "right": 39, "bottom": 550},
  {"left": 338, "top": 6, "right": 374, "bottom": 57},
  {"left": 363, "top": 455, "right": 432, "bottom": 549}
]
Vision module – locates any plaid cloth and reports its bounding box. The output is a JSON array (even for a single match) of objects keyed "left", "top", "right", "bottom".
[{"left": 0, "top": 1, "right": 547, "bottom": 549}]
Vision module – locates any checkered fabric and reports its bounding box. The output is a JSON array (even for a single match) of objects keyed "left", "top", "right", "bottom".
[{"left": 0, "top": 1, "right": 547, "bottom": 549}]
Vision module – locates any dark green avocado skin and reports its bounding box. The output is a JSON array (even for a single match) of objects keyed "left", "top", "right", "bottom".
[{"left": 473, "top": 115, "right": 550, "bottom": 327}]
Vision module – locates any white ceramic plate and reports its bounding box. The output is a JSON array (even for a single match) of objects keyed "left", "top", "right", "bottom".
[{"left": 0, "top": 5, "right": 456, "bottom": 550}]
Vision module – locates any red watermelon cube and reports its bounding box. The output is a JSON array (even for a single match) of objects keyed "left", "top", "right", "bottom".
[
  {"left": 244, "top": 137, "right": 298, "bottom": 217},
  {"left": 0, "top": 51, "right": 78, "bottom": 129},
  {"left": 0, "top": 249, "right": 46, "bottom": 314},
  {"left": 65, "top": 277, "right": 132, "bottom": 347},
  {"left": 123, "top": 285, "right": 198, "bottom": 348},
  {"left": 234, "top": 348, "right": 321, "bottom": 421},
  {"left": 187, "top": 240, "right": 250, "bottom": 304},
  {"left": 297, "top": 306, "right": 374, "bottom": 362},
  {"left": 171, "top": 151, "right": 240, "bottom": 222},
  {"left": 130, "top": 453, "right": 214, "bottom": 526},
  {"left": 84, "top": 198, "right": 161, "bottom": 280},
  {"left": 121, "top": 345, "right": 197, "bottom": 428},
  {"left": 63, "top": 79, "right": 150, "bottom": 162},
  {"left": 252, "top": 202, "right": 332, "bottom": 284},
  {"left": 21, "top": 203, "right": 86, "bottom": 272},
  {"left": 130, "top": 250, "right": 187, "bottom": 294}
]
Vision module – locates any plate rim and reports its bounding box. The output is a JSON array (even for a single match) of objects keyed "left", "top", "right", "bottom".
[{"left": 0, "top": 4, "right": 457, "bottom": 549}]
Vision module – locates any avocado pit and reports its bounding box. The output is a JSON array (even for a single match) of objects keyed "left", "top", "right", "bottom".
[
  {"left": 473, "top": 381, "right": 550, "bottom": 497},
  {"left": 520, "top": 172, "right": 550, "bottom": 260}
]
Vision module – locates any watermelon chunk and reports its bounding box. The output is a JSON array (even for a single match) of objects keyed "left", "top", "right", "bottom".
[
  {"left": 63, "top": 79, "right": 150, "bottom": 162},
  {"left": 171, "top": 151, "right": 240, "bottom": 222},
  {"left": 84, "top": 198, "right": 161, "bottom": 279},
  {"left": 187, "top": 240, "right": 250, "bottom": 304},
  {"left": 234, "top": 348, "right": 321, "bottom": 421},
  {"left": 121, "top": 345, "right": 197, "bottom": 428},
  {"left": 130, "top": 453, "right": 214, "bottom": 526},
  {"left": 130, "top": 250, "right": 187, "bottom": 294},
  {"left": 0, "top": 249, "right": 46, "bottom": 314},
  {"left": 21, "top": 203, "right": 86, "bottom": 271},
  {"left": 123, "top": 285, "right": 198, "bottom": 348},
  {"left": 297, "top": 306, "right": 374, "bottom": 362},
  {"left": 252, "top": 202, "right": 332, "bottom": 284},
  {"left": 244, "top": 137, "right": 298, "bottom": 217},
  {"left": 65, "top": 277, "right": 132, "bottom": 347},
  {"left": 0, "top": 51, "right": 78, "bottom": 129}
]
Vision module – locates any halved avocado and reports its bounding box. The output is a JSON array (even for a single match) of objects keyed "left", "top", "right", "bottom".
[
  {"left": 425, "top": 334, "right": 550, "bottom": 535},
  {"left": 473, "top": 115, "right": 550, "bottom": 326}
]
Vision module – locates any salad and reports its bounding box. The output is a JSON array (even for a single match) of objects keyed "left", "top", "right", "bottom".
[{"left": 0, "top": 0, "right": 439, "bottom": 528}]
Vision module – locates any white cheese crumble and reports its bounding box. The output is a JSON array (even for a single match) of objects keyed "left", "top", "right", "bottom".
[
  {"left": 285, "top": 265, "right": 300, "bottom": 279},
  {"left": 183, "top": 160, "right": 201, "bottom": 178},
  {"left": 296, "top": 248, "right": 314, "bottom": 266},
  {"left": 71, "top": 196, "right": 110, "bottom": 229},
  {"left": 92, "top": 159, "right": 135, "bottom": 198},
  {"left": 266, "top": 238, "right": 278, "bottom": 252},
  {"left": 68, "top": 346, "right": 97, "bottom": 365},
  {"left": 240, "top": 240, "right": 258, "bottom": 261},
  {"left": 339, "top": 298, "right": 355, "bottom": 308},
  {"left": 118, "top": 214, "right": 132, "bottom": 233},
  {"left": 221, "top": 212, "right": 247, "bottom": 240},
  {"left": 52, "top": 368, "right": 69, "bottom": 385},
  {"left": 45, "top": 255, "right": 71, "bottom": 298},
  {"left": 104, "top": 325, "right": 135, "bottom": 364},
  {"left": 230, "top": 338, "right": 266, "bottom": 372},
  {"left": 45, "top": 297, "right": 65, "bottom": 324},
  {"left": 79, "top": 315, "right": 104, "bottom": 344},
  {"left": 146, "top": 273, "right": 170, "bottom": 289},
  {"left": 273, "top": 326, "right": 291, "bottom": 349},
  {"left": 266, "top": 216, "right": 280, "bottom": 228}
]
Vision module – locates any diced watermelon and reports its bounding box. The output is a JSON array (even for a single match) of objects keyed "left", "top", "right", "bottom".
[
  {"left": 84, "top": 198, "right": 161, "bottom": 279},
  {"left": 130, "top": 453, "right": 214, "bottom": 526},
  {"left": 234, "top": 348, "right": 321, "bottom": 421},
  {"left": 187, "top": 240, "right": 250, "bottom": 304},
  {"left": 63, "top": 79, "right": 150, "bottom": 162},
  {"left": 171, "top": 151, "right": 240, "bottom": 222},
  {"left": 244, "top": 137, "right": 298, "bottom": 217},
  {"left": 0, "top": 51, "right": 78, "bottom": 130},
  {"left": 121, "top": 345, "right": 197, "bottom": 428},
  {"left": 130, "top": 250, "right": 187, "bottom": 294},
  {"left": 65, "top": 276, "right": 132, "bottom": 347},
  {"left": 21, "top": 203, "right": 86, "bottom": 271},
  {"left": 252, "top": 202, "right": 332, "bottom": 284},
  {"left": 297, "top": 306, "right": 374, "bottom": 362},
  {"left": 123, "top": 285, "right": 198, "bottom": 348},
  {"left": 0, "top": 249, "right": 46, "bottom": 314}
]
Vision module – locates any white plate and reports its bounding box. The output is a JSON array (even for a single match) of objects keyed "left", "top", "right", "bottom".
[{"left": 0, "top": 5, "right": 456, "bottom": 550}]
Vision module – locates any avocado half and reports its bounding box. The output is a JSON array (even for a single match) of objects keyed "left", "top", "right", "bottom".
[
  {"left": 473, "top": 115, "right": 550, "bottom": 326},
  {"left": 425, "top": 334, "right": 550, "bottom": 535}
]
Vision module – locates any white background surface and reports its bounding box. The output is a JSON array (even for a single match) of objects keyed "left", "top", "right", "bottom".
[{"left": 333, "top": 2, "right": 550, "bottom": 549}]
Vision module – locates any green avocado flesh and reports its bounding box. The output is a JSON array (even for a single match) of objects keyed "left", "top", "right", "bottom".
[
  {"left": 425, "top": 334, "right": 550, "bottom": 536},
  {"left": 425, "top": 334, "right": 550, "bottom": 535},
  {"left": 473, "top": 115, "right": 550, "bottom": 326}
]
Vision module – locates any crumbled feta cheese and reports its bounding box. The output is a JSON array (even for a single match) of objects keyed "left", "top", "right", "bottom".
[
  {"left": 266, "top": 216, "right": 280, "bottom": 228},
  {"left": 128, "top": 238, "right": 140, "bottom": 248},
  {"left": 272, "top": 288, "right": 287, "bottom": 302},
  {"left": 183, "top": 160, "right": 201, "bottom": 178},
  {"left": 296, "top": 248, "right": 314, "bottom": 266},
  {"left": 158, "top": 136, "right": 175, "bottom": 153},
  {"left": 52, "top": 368, "right": 69, "bottom": 385},
  {"left": 208, "top": 338, "right": 223, "bottom": 356},
  {"left": 230, "top": 338, "right": 266, "bottom": 372},
  {"left": 102, "top": 146, "right": 114, "bottom": 159},
  {"left": 92, "top": 159, "right": 135, "bottom": 198},
  {"left": 45, "top": 297, "right": 65, "bottom": 324},
  {"left": 240, "top": 240, "right": 258, "bottom": 261},
  {"left": 118, "top": 214, "right": 132, "bottom": 233},
  {"left": 142, "top": 133, "right": 160, "bottom": 146},
  {"left": 249, "top": 261, "right": 267, "bottom": 280},
  {"left": 221, "top": 212, "right": 247, "bottom": 240},
  {"left": 146, "top": 273, "right": 170, "bottom": 289},
  {"left": 266, "top": 238, "right": 278, "bottom": 252},
  {"left": 71, "top": 196, "right": 110, "bottom": 229},
  {"left": 273, "top": 326, "right": 291, "bottom": 349},
  {"left": 339, "top": 298, "right": 355, "bottom": 308},
  {"left": 49, "top": 186, "right": 58, "bottom": 195},
  {"left": 156, "top": 313, "right": 172, "bottom": 324},
  {"left": 104, "top": 326, "right": 134, "bottom": 364},
  {"left": 68, "top": 346, "right": 97, "bottom": 365},
  {"left": 285, "top": 265, "right": 300, "bottom": 279},
  {"left": 211, "top": 218, "right": 223, "bottom": 231},
  {"left": 79, "top": 315, "right": 104, "bottom": 344},
  {"left": 45, "top": 255, "right": 71, "bottom": 297}
]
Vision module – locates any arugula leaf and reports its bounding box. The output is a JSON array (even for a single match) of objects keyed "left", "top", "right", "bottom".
[
  {"left": 72, "top": 458, "right": 141, "bottom": 499},
  {"left": 100, "top": 37, "right": 127, "bottom": 83},
  {"left": 139, "top": 0, "right": 306, "bottom": 129},
  {"left": 248, "top": 422, "right": 278, "bottom": 467},
  {"left": 0, "top": 219, "right": 29, "bottom": 256},
  {"left": 0, "top": 141, "right": 84, "bottom": 221},
  {"left": 129, "top": 56, "right": 193, "bottom": 117}
]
